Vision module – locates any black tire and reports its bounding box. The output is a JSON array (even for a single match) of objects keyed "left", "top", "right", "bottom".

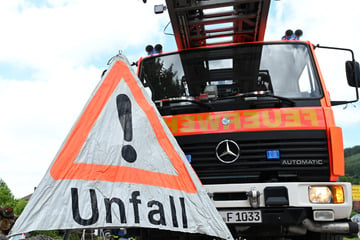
[
  {"left": 317, "top": 233, "right": 343, "bottom": 240},
  {"left": 294, "top": 232, "right": 343, "bottom": 240}
]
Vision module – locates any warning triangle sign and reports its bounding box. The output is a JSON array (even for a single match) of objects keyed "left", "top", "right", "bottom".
[
  {"left": 10, "top": 55, "right": 232, "bottom": 239},
  {"left": 49, "top": 54, "right": 197, "bottom": 193}
]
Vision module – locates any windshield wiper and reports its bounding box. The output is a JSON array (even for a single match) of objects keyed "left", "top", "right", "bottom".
[
  {"left": 223, "top": 91, "right": 296, "bottom": 106},
  {"left": 155, "top": 97, "right": 213, "bottom": 110}
]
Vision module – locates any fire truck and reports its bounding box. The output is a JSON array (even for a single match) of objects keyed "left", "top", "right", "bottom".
[{"left": 137, "top": 0, "right": 360, "bottom": 239}]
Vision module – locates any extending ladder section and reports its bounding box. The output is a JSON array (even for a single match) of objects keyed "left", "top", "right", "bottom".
[{"left": 166, "top": 0, "right": 270, "bottom": 50}]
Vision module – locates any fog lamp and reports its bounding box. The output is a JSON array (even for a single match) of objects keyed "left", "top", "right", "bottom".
[
  {"left": 313, "top": 210, "right": 335, "bottom": 221},
  {"left": 309, "top": 186, "right": 332, "bottom": 203}
]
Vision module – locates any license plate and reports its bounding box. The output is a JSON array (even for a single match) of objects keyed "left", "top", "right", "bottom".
[{"left": 220, "top": 210, "right": 262, "bottom": 223}]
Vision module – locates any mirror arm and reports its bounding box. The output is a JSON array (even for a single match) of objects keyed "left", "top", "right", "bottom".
[
  {"left": 317, "top": 44, "right": 359, "bottom": 104},
  {"left": 331, "top": 97, "right": 358, "bottom": 106}
]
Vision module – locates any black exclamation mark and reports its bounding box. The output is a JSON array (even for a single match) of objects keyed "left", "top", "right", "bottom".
[{"left": 116, "top": 94, "right": 137, "bottom": 163}]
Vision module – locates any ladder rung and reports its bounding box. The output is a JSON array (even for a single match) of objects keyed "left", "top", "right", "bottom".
[{"left": 166, "top": 0, "right": 270, "bottom": 50}]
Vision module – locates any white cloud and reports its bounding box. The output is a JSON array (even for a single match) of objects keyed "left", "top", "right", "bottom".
[
  {"left": 0, "top": 0, "right": 168, "bottom": 68},
  {"left": 333, "top": 104, "right": 360, "bottom": 125}
]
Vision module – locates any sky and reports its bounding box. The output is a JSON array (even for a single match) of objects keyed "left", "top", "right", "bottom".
[{"left": 1, "top": 0, "right": 360, "bottom": 198}]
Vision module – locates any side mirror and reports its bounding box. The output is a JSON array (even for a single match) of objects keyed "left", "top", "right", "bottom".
[{"left": 345, "top": 61, "right": 360, "bottom": 87}]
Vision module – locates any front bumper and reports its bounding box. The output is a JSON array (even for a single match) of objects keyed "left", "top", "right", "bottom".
[
  {"left": 205, "top": 182, "right": 359, "bottom": 236},
  {"left": 205, "top": 182, "right": 353, "bottom": 220}
]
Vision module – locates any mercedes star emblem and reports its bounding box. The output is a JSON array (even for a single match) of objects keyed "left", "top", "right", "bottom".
[{"left": 215, "top": 139, "right": 240, "bottom": 164}]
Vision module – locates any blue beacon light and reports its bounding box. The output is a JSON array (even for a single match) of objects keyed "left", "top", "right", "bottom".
[
  {"left": 145, "top": 44, "right": 163, "bottom": 55},
  {"left": 282, "top": 29, "right": 303, "bottom": 40}
]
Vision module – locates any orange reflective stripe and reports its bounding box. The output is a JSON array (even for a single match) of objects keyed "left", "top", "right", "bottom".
[{"left": 164, "top": 107, "right": 326, "bottom": 136}]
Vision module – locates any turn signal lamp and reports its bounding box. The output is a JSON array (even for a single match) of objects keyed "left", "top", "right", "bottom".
[
  {"left": 308, "top": 185, "right": 345, "bottom": 204},
  {"left": 331, "top": 185, "right": 345, "bottom": 203}
]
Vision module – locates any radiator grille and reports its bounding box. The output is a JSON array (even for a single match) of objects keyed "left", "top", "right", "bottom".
[{"left": 176, "top": 130, "right": 330, "bottom": 184}]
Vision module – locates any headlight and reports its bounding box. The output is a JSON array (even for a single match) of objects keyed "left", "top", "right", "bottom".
[
  {"left": 309, "top": 186, "right": 332, "bottom": 203},
  {"left": 308, "top": 185, "right": 344, "bottom": 204}
]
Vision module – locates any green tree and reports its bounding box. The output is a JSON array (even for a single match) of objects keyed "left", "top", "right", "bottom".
[
  {"left": 345, "top": 145, "right": 360, "bottom": 157},
  {"left": 142, "top": 58, "right": 183, "bottom": 100},
  {"left": 0, "top": 179, "right": 28, "bottom": 215},
  {"left": 343, "top": 146, "right": 360, "bottom": 184},
  {"left": 340, "top": 175, "right": 360, "bottom": 184},
  {"left": 0, "top": 179, "right": 15, "bottom": 208},
  {"left": 14, "top": 199, "right": 27, "bottom": 215}
]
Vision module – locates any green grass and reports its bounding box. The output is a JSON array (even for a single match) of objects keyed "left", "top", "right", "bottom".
[{"left": 344, "top": 237, "right": 359, "bottom": 240}]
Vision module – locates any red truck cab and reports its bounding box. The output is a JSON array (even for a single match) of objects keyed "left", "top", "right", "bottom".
[{"left": 136, "top": 40, "right": 360, "bottom": 239}]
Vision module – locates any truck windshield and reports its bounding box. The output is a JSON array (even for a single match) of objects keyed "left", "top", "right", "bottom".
[{"left": 139, "top": 42, "right": 321, "bottom": 101}]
